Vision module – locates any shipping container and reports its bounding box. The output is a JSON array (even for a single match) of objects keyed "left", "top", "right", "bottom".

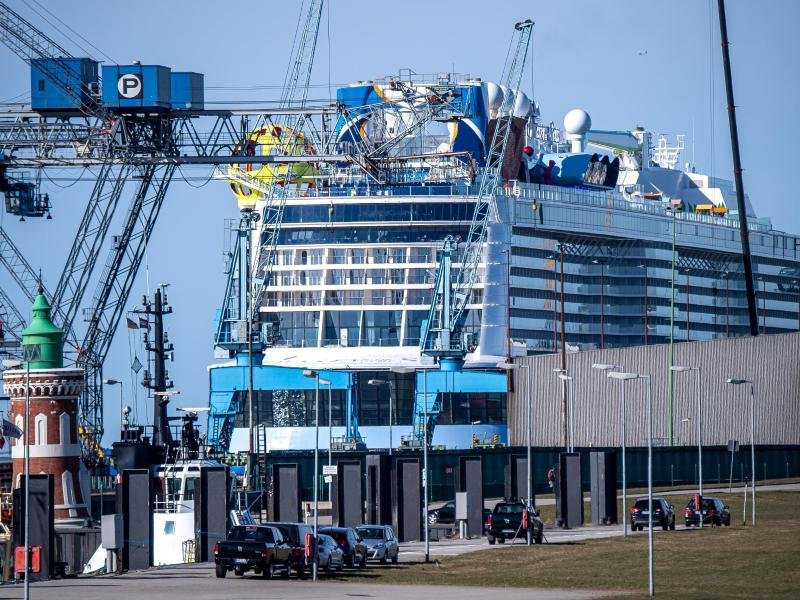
[
  {"left": 30, "top": 57, "right": 99, "bottom": 112},
  {"left": 170, "top": 71, "right": 204, "bottom": 110},
  {"left": 101, "top": 64, "right": 171, "bottom": 112}
]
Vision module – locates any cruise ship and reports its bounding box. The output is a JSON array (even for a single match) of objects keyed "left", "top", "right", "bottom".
[{"left": 207, "top": 74, "right": 800, "bottom": 455}]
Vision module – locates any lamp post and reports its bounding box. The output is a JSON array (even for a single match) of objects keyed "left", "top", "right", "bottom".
[
  {"left": 303, "top": 369, "right": 330, "bottom": 581},
  {"left": 671, "top": 366, "right": 703, "bottom": 527},
  {"left": 497, "top": 360, "right": 532, "bottom": 545},
  {"left": 608, "top": 370, "right": 653, "bottom": 597},
  {"left": 554, "top": 368, "right": 574, "bottom": 452},
  {"left": 368, "top": 378, "right": 394, "bottom": 456},
  {"left": 326, "top": 381, "right": 333, "bottom": 467},
  {"left": 592, "top": 363, "right": 626, "bottom": 536},
  {"left": 3, "top": 357, "right": 29, "bottom": 600},
  {"left": 727, "top": 378, "right": 756, "bottom": 526},
  {"left": 103, "top": 378, "right": 124, "bottom": 437}
]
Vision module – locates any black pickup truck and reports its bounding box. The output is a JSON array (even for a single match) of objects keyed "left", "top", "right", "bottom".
[
  {"left": 486, "top": 500, "right": 544, "bottom": 544},
  {"left": 214, "top": 524, "right": 292, "bottom": 578}
]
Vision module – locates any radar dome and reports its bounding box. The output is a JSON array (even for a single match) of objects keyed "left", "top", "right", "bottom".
[{"left": 563, "top": 109, "right": 592, "bottom": 135}]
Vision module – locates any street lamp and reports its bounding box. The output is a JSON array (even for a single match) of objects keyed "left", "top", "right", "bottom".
[
  {"left": 608, "top": 370, "right": 654, "bottom": 597},
  {"left": 671, "top": 365, "right": 703, "bottom": 527},
  {"left": 554, "top": 368, "right": 574, "bottom": 452},
  {"left": 592, "top": 363, "right": 627, "bottom": 536},
  {"left": 497, "top": 360, "right": 533, "bottom": 545},
  {"left": 3, "top": 356, "right": 29, "bottom": 600},
  {"left": 103, "top": 379, "right": 124, "bottom": 437},
  {"left": 303, "top": 369, "right": 330, "bottom": 581},
  {"left": 368, "top": 378, "right": 394, "bottom": 456},
  {"left": 727, "top": 378, "right": 756, "bottom": 526}
]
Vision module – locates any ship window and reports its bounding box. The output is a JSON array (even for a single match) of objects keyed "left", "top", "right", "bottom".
[
  {"left": 164, "top": 521, "right": 176, "bottom": 535},
  {"left": 184, "top": 477, "right": 197, "bottom": 500}
]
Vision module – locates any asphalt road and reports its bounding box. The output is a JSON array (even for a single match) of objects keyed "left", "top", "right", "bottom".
[{"left": 1, "top": 563, "right": 615, "bottom": 600}]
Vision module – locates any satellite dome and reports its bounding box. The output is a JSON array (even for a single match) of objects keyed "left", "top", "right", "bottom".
[
  {"left": 563, "top": 108, "right": 592, "bottom": 135},
  {"left": 513, "top": 91, "right": 531, "bottom": 118}
]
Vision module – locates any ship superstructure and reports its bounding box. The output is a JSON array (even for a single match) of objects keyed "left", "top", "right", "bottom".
[{"left": 208, "top": 70, "right": 800, "bottom": 454}]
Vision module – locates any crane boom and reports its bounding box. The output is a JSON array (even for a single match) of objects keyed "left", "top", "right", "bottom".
[{"left": 421, "top": 19, "right": 533, "bottom": 357}]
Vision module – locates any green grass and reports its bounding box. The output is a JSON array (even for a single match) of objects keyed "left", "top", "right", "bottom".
[{"left": 331, "top": 491, "right": 800, "bottom": 599}]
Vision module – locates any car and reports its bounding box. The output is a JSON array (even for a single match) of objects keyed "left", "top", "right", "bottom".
[
  {"left": 486, "top": 500, "right": 544, "bottom": 545},
  {"left": 319, "top": 527, "right": 367, "bottom": 568},
  {"left": 317, "top": 533, "right": 345, "bottom": 572},
  {"left": 263, "top": 521, "right": 314, "bottom": 576},
  {"left": 355, "top": 524, "right": 399, "bottom": 564},
  {"left": 684, "top": 496, "right": 731, "bottom": 527},
  {"left": 213, "top": 524, "right": 292, "bottom": 579},
  {"left": 428, "top": 500, "right": 455, "bottom": 525},
  {"left": 483, "top": 508, "right": 492, "bottom": 534},
  {"left": 630, "top": 497, "right": 676, "bottom": 531}
]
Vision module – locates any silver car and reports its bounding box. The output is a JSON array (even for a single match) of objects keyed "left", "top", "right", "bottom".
[
  {"left": 355, "top": 525, "right": 399, "bottom": 564},
  {"left": 318, "top": 534, "right": 344, "bottom": 572}
]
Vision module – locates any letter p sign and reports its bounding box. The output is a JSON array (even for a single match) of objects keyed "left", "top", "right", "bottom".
[{"left": 117, "top": 74, "right": 142, "bottom": 99}]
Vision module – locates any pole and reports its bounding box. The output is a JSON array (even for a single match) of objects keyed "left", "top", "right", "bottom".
[
  {"left": 696, "top": 368, "right": 703, "bottom": 528},
  {"left": 24, "top": 360, "right": 30, "bottom": 600},
  {"left": 599, "top": 263, "right": 605, "bottom": 349},
  {"left": 327, "top": 383, "right": 332, "bottom": 466},
  {"left": 717, "top": 0, "right": 759, "bottom": 337},
  {"left": 389, "top": 381, "right": 393, "bottom": 457},
  {"left": 620, "top": 380, "right": 627, "bottom": 537},
  {"left": 118, "top": 384, "right": 124, "bottom": 437},
  {"left": 750, "top": 383, "right": 756, "bottom": 526},
  {"left": 725, "top": 273, "right": 730, "bottom": 337},
  {"left": 524, "top": 365, "right": 532, "bottom": 546},
  {"left": 686, "top": 270, "right": 690, "bottom": 342},
  {"left": 668, "top": 209, "right": 676, "bottom": 446},
  {"left": 423, "top": 368, "right": 429, "bottom": 562},
  {"left": 568, "top": 377, "right": 574, "bottom": 453},
  {"left": 643, "top": 266, "right": 649, "bottom": 346},
  {"left": 559, "top": 243, "right": 567, "bottom": 448},
  {"left": 313, "top": 375, "right": 319, "bottom": 581},
  {"left": 645, "top": 374, "right": 654, "bottom": 597}
]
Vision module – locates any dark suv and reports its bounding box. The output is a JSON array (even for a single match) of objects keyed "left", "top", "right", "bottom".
[
  {"left": 428, "top": 501, "right": 456, "bottom": 525},
  {"left": 684, "top": 496, "right": 731, "bottom": 527},
  {"left": 486, "top": 501, "right": 543, "bottom": 544},
  {"left": 264, "top": 521, "right": 314, "bottom": 576},
  {"left": 630, "top": 497, "right": 676, "bottom": 531},
  {"left": 319, "top": 527, "right": 367, "bottom": 568}
]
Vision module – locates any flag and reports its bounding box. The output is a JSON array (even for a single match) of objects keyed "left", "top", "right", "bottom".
[
  {"left": 138, "top": 316, "right": 150, "bottom": 330},
  {"left": 2, "top": 418, "right": 23, "bottom": 439},
  {"left": 126, "top": 317, "right": 139, "bottom": 329}
]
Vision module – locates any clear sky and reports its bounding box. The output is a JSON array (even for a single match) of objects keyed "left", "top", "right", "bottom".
[{"left": 1, "top": 0, "right": 798, "bottom": 444}]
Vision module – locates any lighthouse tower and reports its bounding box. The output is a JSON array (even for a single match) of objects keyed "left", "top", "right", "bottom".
[{"left": 2, "top": 288, "right": 89, "bottom": 521}]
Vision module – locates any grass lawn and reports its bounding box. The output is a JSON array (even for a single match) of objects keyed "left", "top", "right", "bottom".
[{"left": 334, "top": 490, "right": 800, "bottom": 599}]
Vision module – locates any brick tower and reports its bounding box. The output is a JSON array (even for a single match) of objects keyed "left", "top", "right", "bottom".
[{"left": 2, "top": 288, "right": 89, "bottom": 521}]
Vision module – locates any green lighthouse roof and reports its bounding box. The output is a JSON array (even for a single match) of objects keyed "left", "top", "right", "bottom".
[{"left": 20, "top": 286, "right": 64, "bottom": 369}]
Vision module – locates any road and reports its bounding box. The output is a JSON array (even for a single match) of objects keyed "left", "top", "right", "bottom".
[{"left": 1, "top": 563, "right": 616, "bottom": 600}]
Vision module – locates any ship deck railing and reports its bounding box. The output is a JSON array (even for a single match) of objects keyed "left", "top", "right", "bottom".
[{"left": 276, "top": 180, "right": 772, "bottom": 234}]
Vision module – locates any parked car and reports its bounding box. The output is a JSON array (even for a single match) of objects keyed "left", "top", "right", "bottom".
[
  {"left": 355, "top": 524, "right": 399, "bottom": 564},
  {"left": 684, "top": 496, "right": 731, "bottom": 527},
  {"left": 213, "top": 524, "right": 292, "bottom": 579},
  {"left": 317, "top": 533, "right": 345, "bottom": 571},
  {"left": 428, "top": 500, "right": 456, "bottom": 525},
  {"left": 319, "top": 527, "right": 367, "bottom": 568},
  {"left": 263, "top": 521, "right": 314, "bottom": 576},
  {"left": 630, "top": 497, "right": 676, "bottom": 531},
  {"left": 486, "top": 500, "right": 544, "bottom": 545}
]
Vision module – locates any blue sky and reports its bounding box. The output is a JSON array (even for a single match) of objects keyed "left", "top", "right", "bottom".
[{"left": 1, "top": 0, "right": 798, "bottom": 444}]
